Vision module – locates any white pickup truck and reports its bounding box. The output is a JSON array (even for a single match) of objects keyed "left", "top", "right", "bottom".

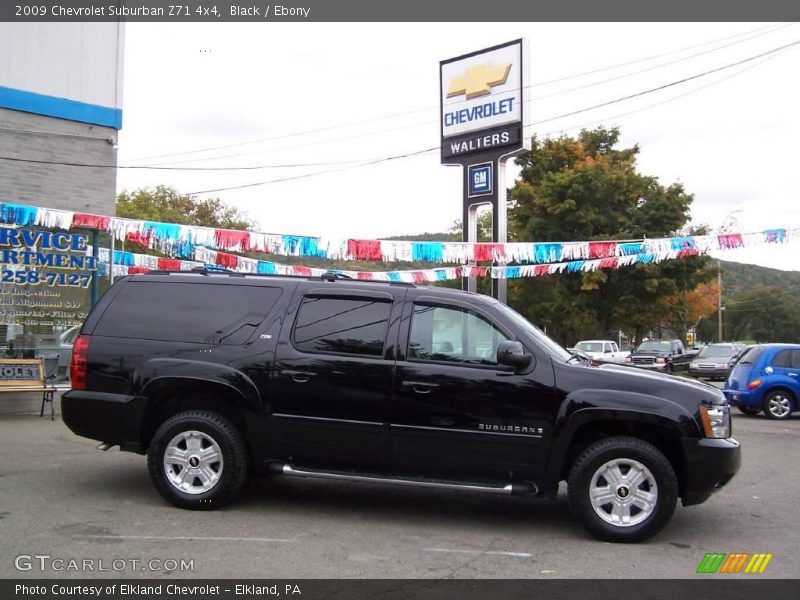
[{"left": 572, "top": 340, "right": 630, "bottom": 364}]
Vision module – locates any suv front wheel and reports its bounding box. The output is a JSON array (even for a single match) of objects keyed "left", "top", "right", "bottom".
[
  {"left": 147, "top": 410, "right": 248, "bottom": 510},
  {"left": 567, "top": 436, "right": 678, "bottom": 543}
]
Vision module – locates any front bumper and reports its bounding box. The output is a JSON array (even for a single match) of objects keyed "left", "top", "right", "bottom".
[
  {"left": 681, "top": 437, "right": 741, "bottom": 506},
  {"left": 62, "top": 390, "right": 147, "bottom": 453}
]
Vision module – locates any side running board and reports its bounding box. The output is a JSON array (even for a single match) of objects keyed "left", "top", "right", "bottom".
[{"left": 268, "top": 463, "right": 538, "bottom": 496}]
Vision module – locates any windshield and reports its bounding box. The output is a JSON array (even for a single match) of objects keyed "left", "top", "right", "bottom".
[
  {"left": 697, "top": 345, "right": 734, "bottom": 359},
  {"left": 494, "top": 303, "right": 572, "bottom": 362},
  {"left": 636, "top": 340, "right": 671, "bottom": 352}
]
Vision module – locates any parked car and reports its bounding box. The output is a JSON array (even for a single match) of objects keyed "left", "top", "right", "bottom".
[
  {"left": 724, "top": 343, "right": 800, "bottom": 419},
  {"left": 626, "top": 339, "right": 696, "bottom": 372},
  {"left": 689, "top": 343, "right": 741, "bottom": 381},
  {"left": 62, "top": 270, "right": 740, "bottom": 543},
  {"left": 572, "top": 340, "right": 629, "bottom": 364}
]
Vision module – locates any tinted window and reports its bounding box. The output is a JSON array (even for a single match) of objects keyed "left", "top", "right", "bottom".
[
  {"left": 293, "top": 296, "right": 391, "bottom": 357},
  {"left": 408, "top": 304, "right": 509, "bottom": 365},
  {"left": 95, "top": 281, "right": 280, "bottom": 345},
  {"left": 772, "top": 349, "right": 793, "bottom": 368},
  {"left": 771, "top": 349, "right": 800, "bottom": 369}
]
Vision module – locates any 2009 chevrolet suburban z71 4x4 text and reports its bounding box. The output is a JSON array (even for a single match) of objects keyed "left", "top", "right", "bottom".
[{"left": 62, "top": 270, "right": 741, "bottom": 543}]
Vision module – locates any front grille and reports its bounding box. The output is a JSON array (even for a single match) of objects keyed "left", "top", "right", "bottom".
[{"left": 633, "top": 357, "right": 656, "bottom": 365}]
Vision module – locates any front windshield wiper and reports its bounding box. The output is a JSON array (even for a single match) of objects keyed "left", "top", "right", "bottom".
[{"left": 566, "top": 352, "right": 591, "bottom": 365}]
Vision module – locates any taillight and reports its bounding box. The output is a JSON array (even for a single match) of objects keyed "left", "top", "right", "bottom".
[{"left": 70, "top": 334, "right": 90, "bottom": 390}]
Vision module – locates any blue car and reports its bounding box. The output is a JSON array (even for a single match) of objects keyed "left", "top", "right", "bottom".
[{"left": 723, "top": 344, "right": 800, "bottom": 420}]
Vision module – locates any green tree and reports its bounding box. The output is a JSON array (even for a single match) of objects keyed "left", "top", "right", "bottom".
[
  {"left": 724, "top": 287, "right": 800, "bottom": 342},
  {"left": 507, "top": 127, "right": 713, "bottom": 346},
  {"left": 116, "top": 185, "right": 254, "bottom": 230}
]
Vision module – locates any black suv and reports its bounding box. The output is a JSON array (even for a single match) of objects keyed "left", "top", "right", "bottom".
[{"left": 62, "top": 271, "right": 740, "bottom": 543}]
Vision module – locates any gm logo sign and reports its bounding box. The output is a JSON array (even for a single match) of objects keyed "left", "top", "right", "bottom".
[{"left": 468, "top": 163, "right": 493, "bottom": 197}]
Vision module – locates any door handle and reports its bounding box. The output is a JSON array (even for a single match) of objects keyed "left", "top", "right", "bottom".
[
  {"left": 401, "top": 381, "right": 439, "bottom": 395},
  {"left": 281, "top": 370, "right": 317, "bottom": 383}
]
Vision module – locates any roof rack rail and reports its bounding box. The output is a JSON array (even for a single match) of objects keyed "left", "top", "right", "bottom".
[{"left": 139, "top": 268, "right": 416, "bottom": 286}]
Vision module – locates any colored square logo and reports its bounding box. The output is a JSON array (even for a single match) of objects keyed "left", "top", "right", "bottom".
[{"left": 468, "top": 163, "right": 493, "bottom": 197}]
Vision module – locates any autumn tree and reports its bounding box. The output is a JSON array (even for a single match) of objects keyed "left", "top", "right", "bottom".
[{"left": 507, "top": 127, "right": 714, "bottom": 346}]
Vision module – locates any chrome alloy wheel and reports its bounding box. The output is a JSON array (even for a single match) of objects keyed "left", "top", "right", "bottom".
[
  {"left": 589, "top": 458, "right": 658, "bottom": 527},
  {"left": 163, "top": 430, "right": 224, "bottom": 495},
  {"left": 767, "top": 393, "right": 792, "bottom": 418}
]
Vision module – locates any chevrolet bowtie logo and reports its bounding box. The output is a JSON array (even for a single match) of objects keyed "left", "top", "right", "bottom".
[{"left": 447, "top": 63, "right": 512, "bottom": 100}]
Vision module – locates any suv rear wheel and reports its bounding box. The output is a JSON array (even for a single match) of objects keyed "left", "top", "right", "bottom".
[
  {"left": 147, "top": 410, "right": 248, "bottom": 510},
  {"left": 567, "top": 436, "right": 678, "bottom": 543}
]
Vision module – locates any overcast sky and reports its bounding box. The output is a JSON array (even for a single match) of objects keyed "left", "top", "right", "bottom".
[{"left": 116, "top": 22, "right": 800, "bottom": 270}]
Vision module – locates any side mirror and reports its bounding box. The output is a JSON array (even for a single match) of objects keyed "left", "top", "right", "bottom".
[{"left": 496, "top": 340, "right": 531, "bottom": 370}]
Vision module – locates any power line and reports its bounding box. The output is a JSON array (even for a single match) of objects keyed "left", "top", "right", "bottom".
[
  {"left": 541, "top": 43, "right": 790, "bottom": 137},
  {"left": 185, "top": 147, "right": 440, "bottom": 195},
  {"left": 529, "top": 38, "right": 800, "bottom": 126},
  {"left": 143, "top": 29, "right": 800, "bottom": 168},
  {"left": 184, "top": 39, "right": 800, "bottom": 194},
  {"left": 6, "top": 38, "right": 796, "bottom": 182},
  {"left": 128, "top": 23, "right": 791, "bottom": 164},
  {"left": 0, "top": 155, "right": 385, "bottom": 171},
  {"left": 530, "top": 22, "right": 796, "bottom": 102}
]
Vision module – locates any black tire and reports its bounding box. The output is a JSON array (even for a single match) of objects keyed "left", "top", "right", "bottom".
[
  {"left": 147, "top": 410, "right": 248, "bottom": 510},
  {"left": 737, "top": 405, "right": 761, "bottom": 416},
  {"left": 762, "top": 390, "right": 795, "bottom": 420},
  {"left": 567, "top": 436, "right": 678, "bottom": 543}
]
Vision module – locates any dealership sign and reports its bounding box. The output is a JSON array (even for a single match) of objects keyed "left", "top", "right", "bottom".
[
  {"left": 439, "top": 40, "right": 528, "bottom": 302},
  {"left": 440, "top": 39, "right": 526, "bottom": 162}
]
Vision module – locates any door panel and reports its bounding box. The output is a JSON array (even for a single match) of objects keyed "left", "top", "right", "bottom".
[
  {"left": 269, "top": 289, "right": 403, "bottom": 468},
  {"left": 391, "top": 301, "right": 554, "bottom": 480}
]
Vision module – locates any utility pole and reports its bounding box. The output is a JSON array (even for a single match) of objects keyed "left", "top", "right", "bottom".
[{"left": 717, "top": 259, "right": 723, "bottom": 342}]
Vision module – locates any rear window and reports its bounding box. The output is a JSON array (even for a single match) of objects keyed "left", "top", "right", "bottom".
[
  {"left": 94, "top": 281, "right": 281, "bottom": 345},
  {"left": 737, "top": 346, "right": 765, "bottom": 365},
  {"left": 697, "top": 345, "right": 734, "bottom": 359}
]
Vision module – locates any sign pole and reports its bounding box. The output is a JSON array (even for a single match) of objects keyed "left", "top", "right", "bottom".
[{"left": 440, "top": 39, "right": 528, "bottom": 303}]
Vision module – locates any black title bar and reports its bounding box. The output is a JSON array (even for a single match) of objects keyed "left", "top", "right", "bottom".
[{"left": 2, "top": 0, "right": 798, "bottom": 22}]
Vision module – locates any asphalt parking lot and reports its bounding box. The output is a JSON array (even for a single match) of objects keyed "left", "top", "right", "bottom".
[{"left": 0, "top": 400, "right": 798, "bottom": 580}]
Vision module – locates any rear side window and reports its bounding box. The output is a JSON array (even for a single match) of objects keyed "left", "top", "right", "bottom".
[
  {"left": 772, "top": 349, "right": 800, "bottom": 369},
  {"left": 292, "top": 296, "right": 391, "bottom": 357},
  {"left": 94, "top": 281, "right": 281, "bottom": 345}
]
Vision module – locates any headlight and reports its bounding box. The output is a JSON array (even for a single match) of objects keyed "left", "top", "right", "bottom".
[
  {"left": 690, "top": 362, "right": 698, "bottom": 369},
  {"left": 699, "top": 404, "right": 731, "bottom": 439},
  {"left": 655, "top": 357, "right": 666, "bottom": 364}
]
